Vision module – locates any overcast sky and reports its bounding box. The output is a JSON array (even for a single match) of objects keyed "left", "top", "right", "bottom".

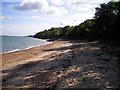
[{"left": 1, "top": 0, "right": 110, "bottom": 36}]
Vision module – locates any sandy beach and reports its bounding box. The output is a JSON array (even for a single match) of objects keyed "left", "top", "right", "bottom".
[{"left": 2, "top": 40, "right": 120, "bottom": 88}]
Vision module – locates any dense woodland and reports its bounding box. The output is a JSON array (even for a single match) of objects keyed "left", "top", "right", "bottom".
[{"left": 34, "top": 1, "right": 120, "bottom": 46}]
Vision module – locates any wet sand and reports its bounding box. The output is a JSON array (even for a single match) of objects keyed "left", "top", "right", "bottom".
[{"left": 2, "top": 40, "right": 120, "bottom": 88}]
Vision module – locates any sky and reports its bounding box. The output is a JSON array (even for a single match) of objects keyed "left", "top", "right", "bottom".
[{"left": 0, "top": 0, "right": 110, "bottom": 36}]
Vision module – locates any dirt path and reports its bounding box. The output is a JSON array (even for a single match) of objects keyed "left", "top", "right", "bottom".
[{"left": 2, "top": 40, "right": 120, "bottom": 88}]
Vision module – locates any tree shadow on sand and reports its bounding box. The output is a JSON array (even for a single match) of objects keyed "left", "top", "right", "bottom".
[{"left": 2, "top": 41, "right": 120, "bottom": 88}]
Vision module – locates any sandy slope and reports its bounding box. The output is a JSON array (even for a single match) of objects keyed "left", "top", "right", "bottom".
[{"left": 2, "top": 40, "right": 120, "bottom": 88}]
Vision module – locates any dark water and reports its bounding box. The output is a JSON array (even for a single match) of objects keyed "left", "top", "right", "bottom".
[{"left": 1, "top": 36, "right": 51, "bottom": 53}]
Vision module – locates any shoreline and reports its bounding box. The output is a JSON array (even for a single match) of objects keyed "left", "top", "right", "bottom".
[
  {"left": 1, "top": 38, "right": 68, "bottom": 55},
  {"left": 2, "top": 39, "right": 120, "bottom": 88},
  {"left": 1, "top": 38, "right": 53, "bottom": 55},
  {"left": 2, "top": 40, "right": 68, "bottom": 70},
  {"left": 1, "top": 41, "right": 53, "bottom": 55}
]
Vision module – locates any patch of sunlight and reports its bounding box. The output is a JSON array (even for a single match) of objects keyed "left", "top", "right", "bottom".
[
  {"left": 65, "top": 65, "right": 83, "bottom": 75},
  {"left": 2, "top": 73, "right": 8, "bottom": 76},
  {"left": 79, "top": 47, "right": 89, "bottom": 50},
  {"left": 62, "top": 49, "right": 72, "bottom": 53},
  {"left": 82, "top": 70, "right": 94, "bottom": 75},
  {"left": 37, "top": 70, "right": 50, "bottom": 73},
  {"left": 94, "top": 76, "right": 102, "bottom": 80},
  {"left": 23, "top": 75, "right": 36, "bottom": 80},
  {"left": 80, "top": 47, "right": 85, "bottom": 50},
  {"left": 17, "top": 85, "right": 32, "bottom": 88},
  {"left": 64, "top": 77, "right": 79, "bottom": 87},
  {"left": 83, "top": 72, "right": 104, "bottom": 78},
  {"left": 106, "top": 85, "right": 114, "bottom": 88},
  {"left": 57, "top": 73, "right": 64, "bottom": 78}
]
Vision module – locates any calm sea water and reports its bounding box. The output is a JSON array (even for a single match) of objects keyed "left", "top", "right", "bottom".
[{"left": 1, "top": 36, "right": 51, "bottom": 53}]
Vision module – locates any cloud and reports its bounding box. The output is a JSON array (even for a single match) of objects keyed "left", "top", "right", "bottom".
[
  {"left": 8, "top": 5, "right": 14, "bottom": 8},
  {"left": 60, "top": 22, "right": 65, "bottom": 25},
  {"left": 44, "top": 6, "right": 68, "bottom": 16},
  {"left": 7, "top": 17, "right": 13, "bottom": 20},
  {"left": 32, "top": 16, "right": 40, "bottom": 19},
  {"left": 72, "top": 12, "right": 94, "bottom": 24},
  {"left": 14, "top": 0, "right": 48, "bottom": 11},
  {"left": 49, "top": 0, "right": 103, "bottom": 6},
  {"left": 83, "top": 5, "right": 98, "bottom": 8},
  {"left": 0, "top": 16, "right": 5, "bottom": 20},
  {"left": 13, "top": 0, "right": 68, "bottom": 16},
  {"left": 60, "top": 22, "right": 64, "bottom": 25},
  {"left": 66, "top": 0, "right": 104, "bottom": 5},
  {"left": 0, "top": 16, "right": 13, "bottom": 20},
  {"left": 71, "top": 6, "right": 89, "bottom": 11},
  {"left": 66, "top": 0, "right": 104, "bottom": 12},
  {"left": 59, "top": 20, "right": 70, "bottom": 26},
  {"left": 45, "top": 6, "right": 61, "bottom": 15},
  {"left": 13, "top": 0, "right": 105, "bottom": 16},
  {"left": 49, "top": 0, "right": 65, "bottom": 6}
]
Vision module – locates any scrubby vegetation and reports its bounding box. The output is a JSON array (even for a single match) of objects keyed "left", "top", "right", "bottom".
[{"left": 34, "top": 1, "right": 120, "bottom": 46}]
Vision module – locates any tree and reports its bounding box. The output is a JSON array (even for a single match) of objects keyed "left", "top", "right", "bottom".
[{"left": 94, "top": 1, "right": 119, "bottom": 40}]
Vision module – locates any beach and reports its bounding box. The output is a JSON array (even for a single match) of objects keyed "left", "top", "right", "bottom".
[{"left": 2, "top": 40, "right": 120, "bottom": 88}]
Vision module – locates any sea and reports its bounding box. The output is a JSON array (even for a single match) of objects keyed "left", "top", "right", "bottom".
[{"left": 0, "top": 36, "right": 51, "bottom": 54}]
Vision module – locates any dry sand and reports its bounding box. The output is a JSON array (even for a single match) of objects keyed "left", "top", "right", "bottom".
[{"left": 2, "top": 40, "right": 120, "bottom": 88}]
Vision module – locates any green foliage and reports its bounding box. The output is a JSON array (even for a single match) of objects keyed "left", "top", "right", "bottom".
[
  {"left": 34, "top": 1, "right": 120, "bottom": 46},
  {"left": 94, "top": 1, "right": 119, "bottom": 42}
]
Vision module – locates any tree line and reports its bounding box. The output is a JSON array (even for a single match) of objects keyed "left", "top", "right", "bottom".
[{"left": 34, "top": 1, "right": 120, "bottom": 46}]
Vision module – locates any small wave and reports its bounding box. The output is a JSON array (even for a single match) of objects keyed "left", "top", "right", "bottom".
[
  {"left": 25, "top": 45, "right": 39, "bottom": 49},
  {"left": 2, "top": 49, "right": 20, "bottom": 54},
  {"left": 1, "top": 41, "right": 53, "bottom": 54},
  {"left": 26, "top": 41, "right": 53, "bottom": 49},
  {"left": 25, "top": 42, "right": 52, "bottom": 49}
]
